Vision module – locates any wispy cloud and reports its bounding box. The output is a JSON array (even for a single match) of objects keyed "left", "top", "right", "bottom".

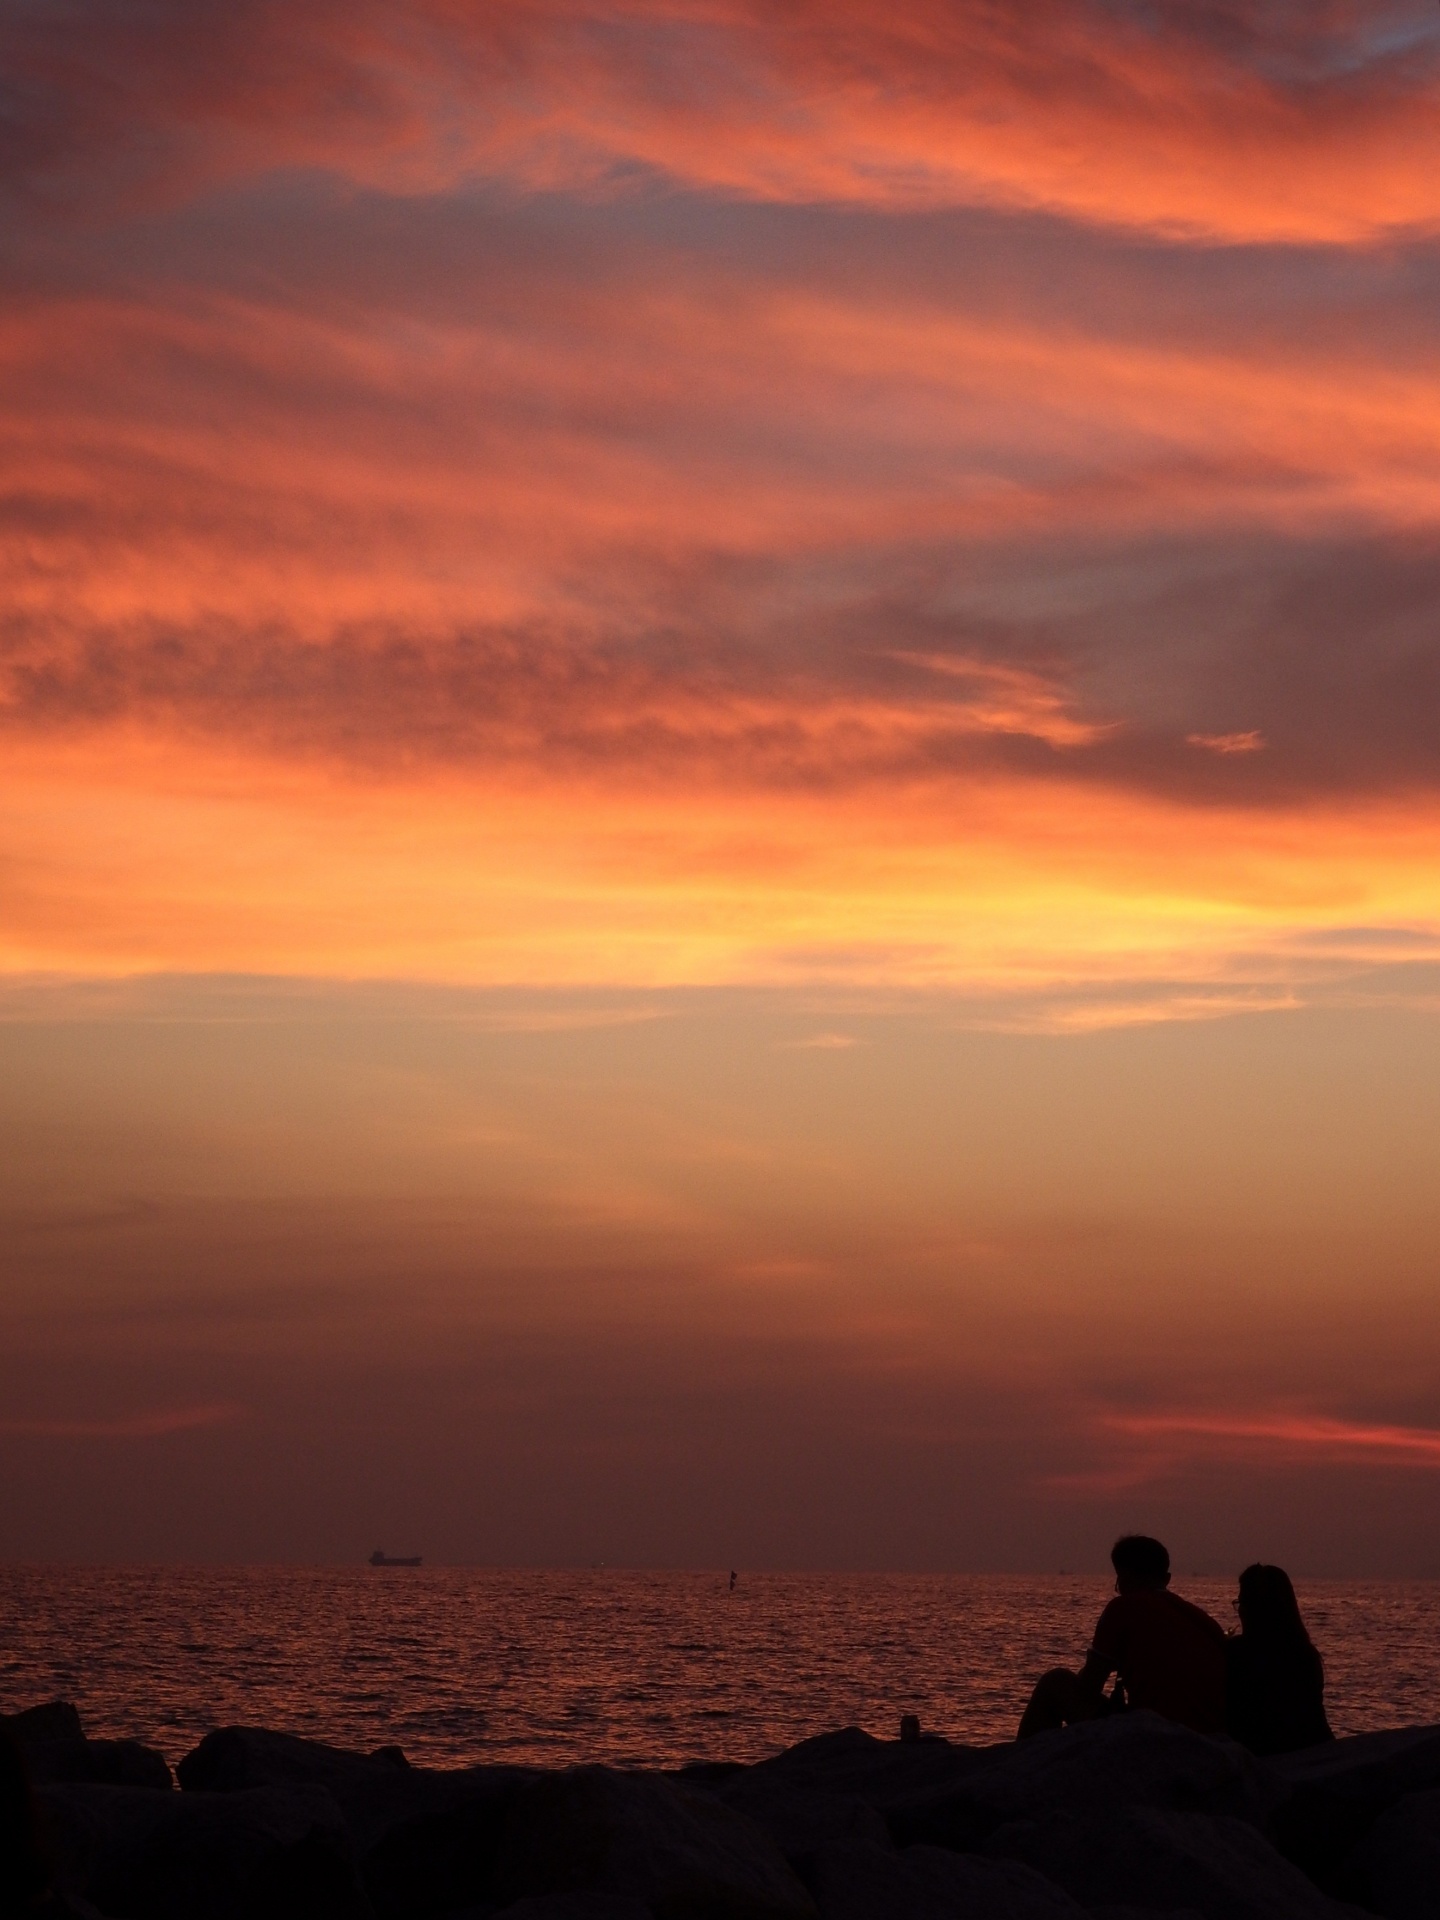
[
  {"left": 1188, "top": 732, "right": 1266, "bottom": 756},
  {"left": 1105, "top": 1409, "right": 1440, "bottom": 1465},
  {"left": 5, "top": 3, "right": 1438, "bottom": 242},
  {"left": 1047, "top": 1405, "right": 1440, "bottom": 1493}
]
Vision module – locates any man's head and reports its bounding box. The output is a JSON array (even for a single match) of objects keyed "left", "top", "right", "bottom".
[{"left": 1111, "top": 1534, "right": 1171, "bottom": 1594}]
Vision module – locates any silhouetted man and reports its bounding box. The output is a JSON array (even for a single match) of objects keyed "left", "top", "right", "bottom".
[{"left": 1018, "top": 1535, "right": 1227, "bottom": 1739}]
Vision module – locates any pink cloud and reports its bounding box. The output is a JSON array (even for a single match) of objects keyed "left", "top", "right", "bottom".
[
  {"left": 1104, "top": 1409, "right": 1440, "bottom": 1465},
  {"left": 1188, "top": 731, "right": 1267, "bottom": 756},
  {"left": 1043, "top": 1406, "right": 1440, "bottom": 1494},
  {"left": 7, "top": 2, "right": 1438, "bottom": 242}
]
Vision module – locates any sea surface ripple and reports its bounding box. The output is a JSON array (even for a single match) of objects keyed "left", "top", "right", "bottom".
[{"left": 2, "top": 1568, "right": 1437, "bottom": 1770}]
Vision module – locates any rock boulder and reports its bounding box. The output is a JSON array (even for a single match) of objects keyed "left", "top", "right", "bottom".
[
  {"left": 19, "top": 1710, "right": 1440, "bottom": 1920},
  {"left": 490, "top": 1766, "right": 817, "bottom": 1920},
  {"left": 179, "top": 1724, "right": 526, "bottom": 1861},
  {"left": 1345, "top": 1785, "right": 1440, "bottom": 1920},
  {"left": 38, "top": 1779, "right": 371, "bottom": 1920},
  {"left": 1269, "top": 1727, "right": 1440, "bottom": 1894},
  {"left": 805, "top": 1834, "right": 1085, "bottom": 1919},
  {"left": 2, "top": 1699, "right": 171, "bottom": 1792},
  {"left": 983, "top": 1804, "right": 1369, "bottom": 1920},
  {"left": 890, "top": 1713, "right": 1280, "bottom": 1853},
  {"left": 3, "top": 1700, "right": 86, "bottom": 1746}
]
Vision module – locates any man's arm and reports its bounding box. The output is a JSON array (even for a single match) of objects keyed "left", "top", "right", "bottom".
[{"left": 1075, "top": 1596, "right": 1124, "bottom": 1701}]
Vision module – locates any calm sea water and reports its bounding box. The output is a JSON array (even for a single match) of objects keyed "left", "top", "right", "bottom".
[{"left": 2, "top": 1569, "right": 1437, "bottom": 1772}]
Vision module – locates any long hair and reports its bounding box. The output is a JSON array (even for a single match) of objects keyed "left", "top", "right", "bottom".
[{"left": 1237, "top": 1563, "right": 1323, "bottom": 1675}]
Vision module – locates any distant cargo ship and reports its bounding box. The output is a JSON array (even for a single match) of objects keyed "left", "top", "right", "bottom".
[{"left": 369, "top": 1549, "right": 422, "bottom": 1567}]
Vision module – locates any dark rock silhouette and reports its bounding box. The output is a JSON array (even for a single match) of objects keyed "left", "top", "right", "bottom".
[
  {"left": 1346, "top": 1786, "right": 1440, "bottom": 1920},
  {"left": 178, "top": 1725, "right": 407, "bottom": 1794},
  {"left": 490, "top": 1767, "right": 813, "bottom": 1918},
  {"left": 712, "top": 1767, "right": 891, "bottom": 1869},
  {"left": 37, "top": 1780, "right": 369, "bottom": 1919},
  {"left": 5, "top": 1697, "right": 172, "bottom": 1793},
  {"left": 4, "top": 1702, "right": 86, "bottom": 1746},
  {"left": 1, "top": 1721, "right": 56, "bottom": 1917},
  {"left": 496, "top": 1898, "right": 652, "bottom": 1920},
  {"left": 806, "top": 1835, "right": 1084, "bottom": 1918},
  {"left": 361, "top": 1772, "right": 533, "bottom": 1919},
  {"left": 1263, "top": 1724, "right": 1440, "bottom": 1909},
  {"left": 27, "top": 1740, "right": 172, "bottom": 1793},
  {"left": 982, "top": 1806, "right": 1360, "bottom": 1919},
  {"left": 12, "top": 1698, "right": 1440, "bottom": 1919}
]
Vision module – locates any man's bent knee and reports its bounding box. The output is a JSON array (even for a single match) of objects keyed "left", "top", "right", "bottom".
[{"left": 1017, "top": 1667, "right": 1100, "bottom": 1740}]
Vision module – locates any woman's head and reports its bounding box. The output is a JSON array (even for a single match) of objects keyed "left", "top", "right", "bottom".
[{"left": 1236, "top": 1563, "right": 1311, "bottom": 1645}]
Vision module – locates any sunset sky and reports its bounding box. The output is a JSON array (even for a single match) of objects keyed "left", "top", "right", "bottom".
[{"left": 5, "top": 0, "right": 1440, "bottom": 1571}]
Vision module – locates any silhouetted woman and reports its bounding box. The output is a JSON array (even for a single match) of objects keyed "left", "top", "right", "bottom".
[{"left": 1225, "top": 1563, "right": 1333, "bottom": 1755}]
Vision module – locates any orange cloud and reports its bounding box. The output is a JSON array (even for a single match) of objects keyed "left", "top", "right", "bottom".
[
  {"left": 8, "top": 3, "right": 1439, "bottom": 242},
  {"left": 4, "top": 269, "right": 1439, "bottom": 801},
  {"left": 3, "top": 729, "right": 1439, "bottom": 994},
  {"left": 2, "top": 1, "right": 1438, "bottom": 1009}
]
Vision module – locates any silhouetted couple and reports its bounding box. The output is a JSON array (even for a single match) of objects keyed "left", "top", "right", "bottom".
[{"left": 1018, "top": 1534, "right": 1333, "bottom": 1755}]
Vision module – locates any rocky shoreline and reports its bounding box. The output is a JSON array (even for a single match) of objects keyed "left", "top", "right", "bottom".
[{"left": 6, "top": 1697, "right": 1440, "bottom": 1918}]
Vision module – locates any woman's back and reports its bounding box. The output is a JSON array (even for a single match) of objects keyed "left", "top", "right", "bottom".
[
  {"left": 1226, "top": 1633, "right": 1332, "bottom": 1754},
  {"left": 1225, "top": 1563, "right": 1333, "bottom": 1756}
]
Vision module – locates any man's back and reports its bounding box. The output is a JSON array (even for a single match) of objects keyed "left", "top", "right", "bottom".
[{"left": 1087, "top": 1588, "right": 1227, "bottom": 1735}]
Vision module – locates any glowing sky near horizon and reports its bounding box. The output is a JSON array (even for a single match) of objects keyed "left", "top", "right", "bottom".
[{"left": 4, "top": 1, "right": 1440, "bottom": 1570}]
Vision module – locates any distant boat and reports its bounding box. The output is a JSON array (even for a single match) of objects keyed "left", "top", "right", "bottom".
[{"left": 369, "top": 1549, "right": 422, "bottom": 1567}]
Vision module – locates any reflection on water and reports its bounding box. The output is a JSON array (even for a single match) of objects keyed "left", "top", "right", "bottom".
[{"left": 1, "top": 1567, "right": 1437, "bottom": 1769}]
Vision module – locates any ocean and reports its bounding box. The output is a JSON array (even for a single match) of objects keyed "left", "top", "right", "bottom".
[{"left": 2, "top": 1567, "right": 1437, "bottom": 1771}]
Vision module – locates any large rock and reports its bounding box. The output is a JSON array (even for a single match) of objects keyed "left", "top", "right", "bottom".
[
  {"left": 749, "top": 1717, "right": 1277, "bottom": 1856},
  {"left": 1, "top": 1698, "right": 170, "bottom": 1792},
  {"left": 1086, "top": 1911, "right": 1206, "bottom": 1919},
  {"left": 27, "top": 1738, "right": 173, "bottom": 1792},
  {"left": 982, "top": 1804, "right": 1367, "bottom": 1920},
  {"left": 1087, "top": 1910, "right": 1206, "bottom": 1919},
  {"left": 1268, "top": 1726, "right": 1440, "bottom": 1893},
  {"left": 489, "top": 1766, "right": 817, "bottom": 1920},
  {"left": 891, "top": 1715, "right": 1276, "bottom": 1853},
  {"left": 1270, "top": 1726, "right": 1440, "bottom": 1804},
  {"left": 494, "top": 1899, "right": 652, "bottom": 1920},
  {"left": 741, "top": 1728, "right": 992, "bottom": 1816},
  {"left": 30, "top": 1714, "right": 1440, "bottom": 1920},
  {"left": 360, "top": 1771, "right": 525, "bottom": 1919},
  {"left": 714, "top": 1771, "right": 890, "bottom": 1872},
  {"left": 38, "top": 1780, "right": 372, "bottom": 1920},
  {"left": 805, "top": 1834, "right": 1084, "bottom": 1919},
  {"left": 179, "top": 1725, "right": 524, "bottom": 1860},
  {"left": 178, "top": 1726, "right": 413, "bottom": 1795},
  {"left": 3, "top": 1700, "right": 86, "bottom": 1746},
  {"left": 1345, "top": 1784, "right": 1440, "bottom": 1920}
]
